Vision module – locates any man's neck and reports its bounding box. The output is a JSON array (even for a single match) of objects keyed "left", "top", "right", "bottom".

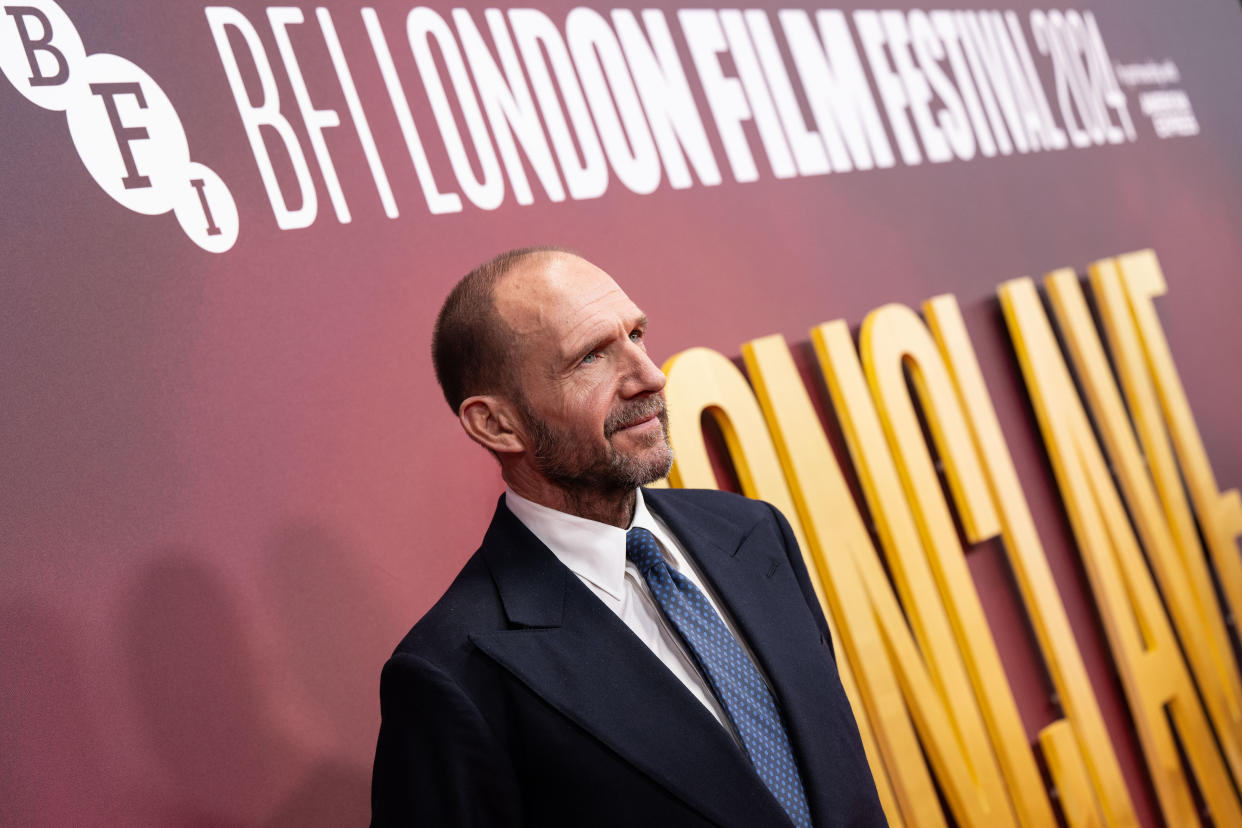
[{"left": 506, "top": 475, "right": 637, "bottom": 528}]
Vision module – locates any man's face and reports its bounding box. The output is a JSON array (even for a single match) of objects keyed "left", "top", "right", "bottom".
[{"left": 495, "top": 254, "right": 673, "bottom": 495}]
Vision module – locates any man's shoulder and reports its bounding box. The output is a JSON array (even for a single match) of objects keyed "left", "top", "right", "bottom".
[
  {"left": 389, "top": 548, "right": 501, "bottom": 666},
  {"left": 644, "top": 486, "right": 776, "bottom": 522}
]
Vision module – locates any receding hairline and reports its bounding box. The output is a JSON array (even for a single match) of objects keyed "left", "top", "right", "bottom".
[
  {"left": 492, "top": 246, "right": 583, "bottom": 290},
  {"left": 496, "top": 244, "right": 578, "bottom": 272}
]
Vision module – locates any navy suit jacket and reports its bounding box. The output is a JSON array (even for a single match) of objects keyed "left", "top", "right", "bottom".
[{"left": 371, "top": 488, "right": 886, "bottom": 827}]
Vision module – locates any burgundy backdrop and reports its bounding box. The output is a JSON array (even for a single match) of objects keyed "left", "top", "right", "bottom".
[{"left": 3, "top": 0, "right": 1241, "bottom": 825}]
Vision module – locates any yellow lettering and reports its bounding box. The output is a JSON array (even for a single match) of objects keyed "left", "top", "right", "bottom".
[
  {"left": 1000, "top": 274, "right": 1242, "bottom": 826},
  {"left": 1050, "top": 259, "right": 1242, "bottom": 791},
  {"left": 859, "top": 304, "right": 1054, "bottom": 828},
  {"left": 809, "top": 321, "right": 1013, "bottom": 826},
  {"left": 1111, "top": 251, "right": 1242, "bottom": 683},
  {"left": 658, "top": 251, "right": 1241, "bottom": 827},
  {"left": 925, "top": 294, "right": 1136, "bottom": 828},
  {"left": 661, "top": 347, "right": 804, "bottom": 544}
]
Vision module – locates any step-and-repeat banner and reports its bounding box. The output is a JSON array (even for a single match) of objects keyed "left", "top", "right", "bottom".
[{"left": 3, "top": 1, "right": 1241, "bottom": 824}]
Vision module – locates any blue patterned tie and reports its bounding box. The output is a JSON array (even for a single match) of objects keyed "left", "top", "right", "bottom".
[{"left": 626, "top": 527, "right": 812, "bottom": 828}]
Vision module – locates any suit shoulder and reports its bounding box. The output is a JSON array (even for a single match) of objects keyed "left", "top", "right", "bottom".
[
  {"left": 647, "top": 487, "right": 773, "bottom": 519},
  {"left": 389, "top": 550, "right": 502, "bottom": 666}
]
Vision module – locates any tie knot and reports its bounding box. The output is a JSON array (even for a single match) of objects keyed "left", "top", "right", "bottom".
[{"left": 625, "top": 526, "right": 664, "bottom": 573}]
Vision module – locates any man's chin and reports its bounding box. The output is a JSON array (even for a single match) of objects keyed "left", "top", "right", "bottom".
[
  {"left": 614, "top": 420, "right": 673, "bottom": 485},
  {"left": 621, "top": 443, "right": 674, "bottom": 487}
]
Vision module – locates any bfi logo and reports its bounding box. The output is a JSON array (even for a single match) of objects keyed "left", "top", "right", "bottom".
[{"left": 1, "top": 1, "right": 238, "bottom": 252}]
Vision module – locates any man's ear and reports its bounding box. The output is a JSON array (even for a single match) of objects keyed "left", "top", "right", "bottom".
[{"left": 458, "top": 395, "right": 526, "bottom": 455}]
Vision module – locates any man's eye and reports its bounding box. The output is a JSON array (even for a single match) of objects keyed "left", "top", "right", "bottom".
[
  {"left": 629, "top": 330, "right": 642, "bottom": 342},
  {"left": 581, "top": 351, "right": 599, "bottom": 365}
]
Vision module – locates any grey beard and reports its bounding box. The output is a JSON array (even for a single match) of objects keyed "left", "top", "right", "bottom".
[{"left": 522, "top": 396, "right": 674, "bottom": 498}]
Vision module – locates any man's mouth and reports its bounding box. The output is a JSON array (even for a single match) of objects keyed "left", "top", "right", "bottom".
[
  {"left": 605, "top": 397, "right": 667, "bottom": 437},
  {"left": 617, "top": 414, "right": 658, "bottom": 431}
]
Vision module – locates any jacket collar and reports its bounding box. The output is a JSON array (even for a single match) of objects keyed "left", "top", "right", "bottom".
[{"left": 477, "top": 497, "right": 567, "bottom": 627}]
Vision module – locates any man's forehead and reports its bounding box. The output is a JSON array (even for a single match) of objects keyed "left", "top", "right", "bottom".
[{"left": 495, "top": 252, "right": 640, "bottom": 335}]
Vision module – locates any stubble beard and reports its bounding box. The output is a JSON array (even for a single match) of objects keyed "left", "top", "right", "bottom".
[{"left": 519, "top": 394, "right": 674, "bottom": 501}]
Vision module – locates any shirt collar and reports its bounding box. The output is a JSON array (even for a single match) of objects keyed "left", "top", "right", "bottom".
[{"left": 504, "top": 487, "right": 665, "bottom": 601}]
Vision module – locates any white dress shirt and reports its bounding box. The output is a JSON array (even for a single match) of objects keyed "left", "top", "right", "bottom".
[{"left": 504, "top": 487, "right": 768, "bottom": 738}]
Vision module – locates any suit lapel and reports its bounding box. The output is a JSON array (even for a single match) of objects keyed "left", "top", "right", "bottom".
[
  {"left": 472, "top": 500, "right": 791, "bottom": 828},
  {"left": 645, "top": 489, "right": 844, "bottom": 827}
]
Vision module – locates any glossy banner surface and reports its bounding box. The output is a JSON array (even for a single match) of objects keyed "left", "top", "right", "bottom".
[{"left": 3, "top": 1, "right": 1241, "bottom": 824}]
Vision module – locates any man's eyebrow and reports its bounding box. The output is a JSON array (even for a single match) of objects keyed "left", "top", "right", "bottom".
[{"left": 634, "top": 314, "right": 649, "bottom": 329}]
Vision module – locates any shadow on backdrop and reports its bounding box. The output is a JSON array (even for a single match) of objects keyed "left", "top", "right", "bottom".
[
  {"left": 0, "top": 600, "right": 121, "bottom": 825},
  {"left": 124, "top": 551, "right": 305, "bottom": 826},
  {"left": 260, "top": 519, "right": 407, "bottom": 824}
]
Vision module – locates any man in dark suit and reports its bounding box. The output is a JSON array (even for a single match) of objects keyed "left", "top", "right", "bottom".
[{"left": 371, "top": 247, "right": 886, "bottom": 826}]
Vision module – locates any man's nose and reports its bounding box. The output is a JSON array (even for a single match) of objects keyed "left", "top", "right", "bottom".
[{"left": 622, "top": 341, "right": 667, "bottom": 397}]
